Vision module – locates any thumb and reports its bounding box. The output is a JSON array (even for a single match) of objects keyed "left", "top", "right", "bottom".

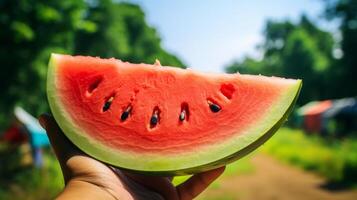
[{"left": 38, "top": 113, "right": 82, "bottom": 168}]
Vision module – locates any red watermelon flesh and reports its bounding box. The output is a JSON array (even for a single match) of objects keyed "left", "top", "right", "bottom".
[{"left": 47, "top": 54, "right": 301, "bottom": 175}]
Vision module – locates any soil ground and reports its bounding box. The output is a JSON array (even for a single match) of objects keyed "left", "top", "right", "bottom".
[{"left": 197, "top": 154, "right": 357, "bottom": 200}]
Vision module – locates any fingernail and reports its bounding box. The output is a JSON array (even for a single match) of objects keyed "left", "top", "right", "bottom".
[{"left": 38, "top": 116, "right": 46, "bottom": 129}]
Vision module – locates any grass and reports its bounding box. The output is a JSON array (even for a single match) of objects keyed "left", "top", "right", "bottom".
[
  {"left": 261, "top": 127, "right": 357, "bottom": 184},
  {"left": 173, "top": 156, "right": 254, "bottom": 200},
  {"left": 197, "top": 193, "right": 238, "bottom": 200},
  {"left": 0, "top": 143, "right": 254, "bottom": 200},
  {"left": 4, "top": 127, "right": 356, "bottom": 199},
  {"left": 173, "top": 155, "right": 254, "bottom": 186},
  {"left": 0, "top": 148, "right": 63, "bottom": 200}
]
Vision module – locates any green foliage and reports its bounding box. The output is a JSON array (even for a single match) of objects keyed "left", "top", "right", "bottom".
[
  {"left": 0, "top": 0, "right": 184, "bottom": 130},
  {"left": 74, "top": 1, "right": 184, "bottom": 67},
  {"left": 0, "top": 149, "right": 63, "bottom": 200},
  {"left": 227, "top": 0, "right": 357, "bottom": 104},
  {"left": 223, "top": 155, "right": 255, "bottom": 177},
  {"left": 172, "top": 155, "right": 254, "bottom": 186},
  {"left": 325, "top": 0, "right": 357, "bottom": 98},
  {"left": 281, "top": 28, "right": 330, "bottom": 102},
  {"left": 262, "top": 128, "right": 357, "bottom": 184},
  {"left": 226, "top": 15, "right": 334, "bottom": 105},
  {"left": 226, "top": 57, "right": 265, "bottom": 75},
  {"left": 0, "top": 0, "right": 87, "bottom": 129}
]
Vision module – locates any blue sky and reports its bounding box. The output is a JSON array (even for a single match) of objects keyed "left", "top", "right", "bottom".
[{"left": 130, "top": 0, "right": 332, "bottom": 72}]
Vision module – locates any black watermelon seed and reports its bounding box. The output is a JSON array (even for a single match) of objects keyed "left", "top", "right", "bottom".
[
  {"left": 179, "top": 110, "right": 186, "bottom": 121},
  {"left": 120, "top": 106, "right": 132, "bottom": 121},
  {"left": 121, "top": 111, "right": 129, "bottom": 121},
  {"left": 208, "top": 101, "right": 221, "bottom": 113},
  {"left": 103, "top": 102, "right": 110, "bottom": 111},
  {"left": 103, "top": 97, "right": 114, "bottom": 112},
  {"left": 150, "top": 114, "right": 158, "bottom": 126},
  {"left": 150, "top": 108, "right": 160, "bottom": 128}
]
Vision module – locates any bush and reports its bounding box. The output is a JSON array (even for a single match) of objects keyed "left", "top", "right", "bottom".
[
  {"left": 0, "top": 148, "right": 63, "bottom": 200},
  {"left": 262, "top": 127, "right": 357, "bottom": 184}
]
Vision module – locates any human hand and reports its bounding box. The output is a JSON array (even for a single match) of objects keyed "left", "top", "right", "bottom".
[{"left": 38, "top": 114, "right": 225, "bottom": 200}]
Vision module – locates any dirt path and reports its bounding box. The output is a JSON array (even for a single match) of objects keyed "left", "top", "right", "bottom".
[{"left": 197, "top": 154, "right": 357, "bottom": 200}]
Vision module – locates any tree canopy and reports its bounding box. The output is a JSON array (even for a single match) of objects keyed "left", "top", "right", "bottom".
[
  {"left": 226, "top": 0, "right": 356, "bottom": 105},
  {"left": 325, "top": 0, "right": 357, "bottom": 98},
  {"left": 0, "top": 0, "right": 184, "bottom": 129},
  {"left": 226, "top": 16, "right": 334, "bottom": 105}
]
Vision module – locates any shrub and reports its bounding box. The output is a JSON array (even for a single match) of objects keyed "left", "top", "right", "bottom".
[{"left": 262, "top": 127, "right": 357, "bottom": 184}]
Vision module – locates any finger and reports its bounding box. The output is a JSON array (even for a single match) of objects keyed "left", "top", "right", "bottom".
[
  {"left": 176, "top": 167, "right": 225, "bottom": 200},
  {"left": 38, "top": 113, "right": 83, "bottom": 181},
  {"left": 123, "top": 172, "right": 179, "bottom": 200}
]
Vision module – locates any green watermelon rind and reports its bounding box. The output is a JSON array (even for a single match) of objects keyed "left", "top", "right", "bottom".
[{"left": 47, "top": 54, "right": 302, "bottom": 175}]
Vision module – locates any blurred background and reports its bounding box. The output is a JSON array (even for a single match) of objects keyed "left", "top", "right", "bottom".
[{"left": 0, "top": 0, "right": 356, "bottom": 199}]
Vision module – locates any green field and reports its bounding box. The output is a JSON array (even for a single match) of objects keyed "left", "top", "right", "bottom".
[
  {"left": 261, "top": 128, "right": 357, "bottom": 184},
  {"left": 173, "top": 155, "right": 254, "bottom": 186},
  {"left": 0, "top": 149, "right": 63, "bottom": 200},
  {"left": 1, "top": 127, "right": 356, "bottom": 199},
  {"left": 0, "top": 146, "right": 255, "bottom": 200}
]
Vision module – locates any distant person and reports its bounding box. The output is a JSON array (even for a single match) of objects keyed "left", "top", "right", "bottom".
[
  {"left": 1, "top": 119, "right": 28, "bottom": 145},
  {"left": 1, "top": 116, "right": 45, "bottom": 167},
  {"left": 39, "top": 114, "right": 225, "bottom": 200}
]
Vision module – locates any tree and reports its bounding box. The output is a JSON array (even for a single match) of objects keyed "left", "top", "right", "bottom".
[
  {"left": 225, "top": 16, "right": 334, "bottom": 105},
  {"left": 281, "top": 28, "right": 330, "bottom": 103},
  {"left": 0, "top": 0, "right": 184, "bottom": 130},
  {"left": 325, "top": 0, "right": 357, "bottom": 97},
  {"left": 225, "top": 57, "right": 265, "bottom": 75},
  {"left": 0, "top": 0, "right": 88, "bottom": 128},
  {"left": 75, "top": 0, "right": 184, "bottom": 67}
]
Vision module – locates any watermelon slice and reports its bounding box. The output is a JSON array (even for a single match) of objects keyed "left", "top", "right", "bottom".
[{"left": 47, "top": 54, "right": 301, "bottom": 175}]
